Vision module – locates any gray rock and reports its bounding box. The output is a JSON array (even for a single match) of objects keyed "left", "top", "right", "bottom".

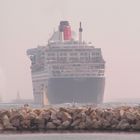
[
  {"left": 33, "top": 109, "right": 42, "bottom": 116},
  {"left": 51, "top": 112, "right": 57, "bottom": 120},
  {"left": 59, "top": 107, "right": 69, "bottom": 113},
  {"left": 27, "top": 112, "right": 38, "bottom": 120},
  {"left": 38, "top": 118, "right": 46, "bottom": 129},
  {"left": 2, "top": 115, "right": 11, "bottom": 127},
  {"left": 0, "top": 123, "right": 3, "bottom": 130},
  {"left": 57, "top": 111, "right": 72, "bottom": 122},
  {"left": 132, "top": 120, "right": 140, "bottom": 130},
  {"left": 81, "top": 112, "right": 86, "bottom": 122},
  {"left": 125, "top": 112, "right": 136, "bottom": 122},
  {"left": 85, "top": 116, "right": 92, "bottom": 127},
  {"left": 90, "top": 111, "right": 97, "bottom": 120},
  {"left": 71, "top": 119, "right": 81, "bottom": 127},
  {"left": 20, "top": 119, "right": 31, "bottom": 129},
  {"left": 78, "top": 122, "right": 86, "bottom": 129},
  {"left": 46, "top": 122, "right": 56, "bottom": 129},
  {"left": 119, "top": 109, "right": 125, "bottom": 118},
  {"left": 52, "top": 119, "right": 61, "bottom": 126},
  {"left": 92, "top": 119, "right": 101, "bottom": 129},
  {"left": 39, "top": 111, "right": 50, "bottom": 121},
  {"left": 2, "top": 115, "right": 16, "bottom": 130},
  {"left": 117, "top": 119, "right": 130, "bottom": 130},
  {"left": 110, "top": 118, "right": 119, "bottom": 125},
  {"left": 11, "top": 118, "right": 20, "bottom": 128},
  {"left": 62, "top": 120, "right": 71, "bottom": 128},
  {"left": 10, "top": 112, "right": 24, "bottom": 121},
  {"left": 0, "top": 110, "right": 10, "bottom": 118},
  {"left": 101, "top": 119, "right": 110, "bottom": 128}
]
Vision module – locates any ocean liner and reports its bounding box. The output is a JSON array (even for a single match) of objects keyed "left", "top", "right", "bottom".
[{"left": 27, "top": 21, "right": 105, "bottom": 104}]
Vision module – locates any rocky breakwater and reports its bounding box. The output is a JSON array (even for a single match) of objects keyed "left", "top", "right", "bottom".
[{"left": 0, "top": 105, "right": 140, "bottom": 131}]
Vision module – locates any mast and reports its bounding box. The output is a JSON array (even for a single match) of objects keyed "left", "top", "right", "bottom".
[
  {"left": 16, "top": 91, "right": 21, "bottom": 100},
  {"left": 79, "top": 22, "right": 83, "bottom": 43}
]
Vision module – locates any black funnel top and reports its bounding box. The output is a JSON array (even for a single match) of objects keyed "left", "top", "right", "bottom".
[{"left": 59, "top": 21, "right": 69, "bottom": 32}]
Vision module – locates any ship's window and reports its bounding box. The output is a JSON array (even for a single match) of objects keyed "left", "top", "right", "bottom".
[
  {"left": 69, "top": 57, "right": 79, "bottom": 61},
  {"left": 59, "top": 52, "right": 67, "bottom": 56},
  {"left": 100, "top": 64, "right": 105, "bottom": 69},
  {"left": 58, "top": 57, "right": 67, "bottom": 62},
  {"left": 50, "top": 57, "right": 56, "bottom": 60},
  {"left": 52, "top": 66, "right": 59, "bottom": 69},
  {"left": 48, "top": 53, "right": 55, "bottom": 56},
  {"left": 96, "top": 57, "right": 101, "bottom": 61},
  {"left": 92, "top": 52, "right": 96, "bottom": 56},
  {"left": 70, "top": 52, "right": 77, "bottom": 56},
  {"left": 96, "top": 52, "right": 100, "bottom": 56},
  {"left": 30, "top": 55, "right": 36, "bottom": 64},
  {"left": 80, "top": 52, "right": 88, "bottom": 56}
]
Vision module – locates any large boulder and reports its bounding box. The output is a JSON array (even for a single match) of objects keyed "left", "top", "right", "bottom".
[
  {"left": 132, "top": 120, "right": 140, "bottom": 130},
  {"left": 71, "top": 118, "right": 81, "bottom": 127},
  {"left": 0, "top": 123, "right": 4, "bottom": 130},
  {"left": 85, "top": 116, "right": 93, "bottom": 128},
  {"left": 125, "top": 112, "right": 136, "bottom": 122},
  {"left": 91, "top": 119, "right": 101, "bottom": 129},
  {"left": 50, "top": 111, "right": 57, "bottom": 121},
  {"left": 46, "top": 122, "right": 56, "bottom": 129},
  {"left": 20, "top": 119, "right": 31, "bottom": 129},
  {"left": 57, "top": 111, "right": 72, "bottom": 122},
  {"left": 52, "top": 119, "right": 61, "bottom": 126},
  {"left": 2, "top": 115, "right": 15, "bottom": 130},
  {"left": 61, "top": 120, "right": 71, "bottom": 129},
  {"left": 39, "top": 111, "right": 51, "bottom": 121},
  {"left": 0, "top": 110, "right": 10, "bottom": 118},
  {"left": 117, "top": 119, "right": 130, "bottom": 130},
  {"left": 78, "top": 122, "right": 86, "bottom": 129}
]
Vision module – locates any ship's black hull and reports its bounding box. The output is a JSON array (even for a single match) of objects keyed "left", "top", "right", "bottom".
[{"left": 47, "top": 77, "right": 105, "bottom": 104}]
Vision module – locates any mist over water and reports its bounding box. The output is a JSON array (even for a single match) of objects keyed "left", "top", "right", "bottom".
[
  {"left": 0, "top": 68, "right": 6, "bottom": 99},
  {"left": 0, "top": 0, "right": 140, "bottom": 103}
]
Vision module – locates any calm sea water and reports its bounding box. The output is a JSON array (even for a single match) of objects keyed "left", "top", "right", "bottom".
[{"left": 0, "top": 133, "right": 140, "bottom": 140}]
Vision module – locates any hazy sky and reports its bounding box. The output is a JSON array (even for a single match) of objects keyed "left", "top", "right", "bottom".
[{"left": 0, "top": 0, "right": 140, "bottom": 102}]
